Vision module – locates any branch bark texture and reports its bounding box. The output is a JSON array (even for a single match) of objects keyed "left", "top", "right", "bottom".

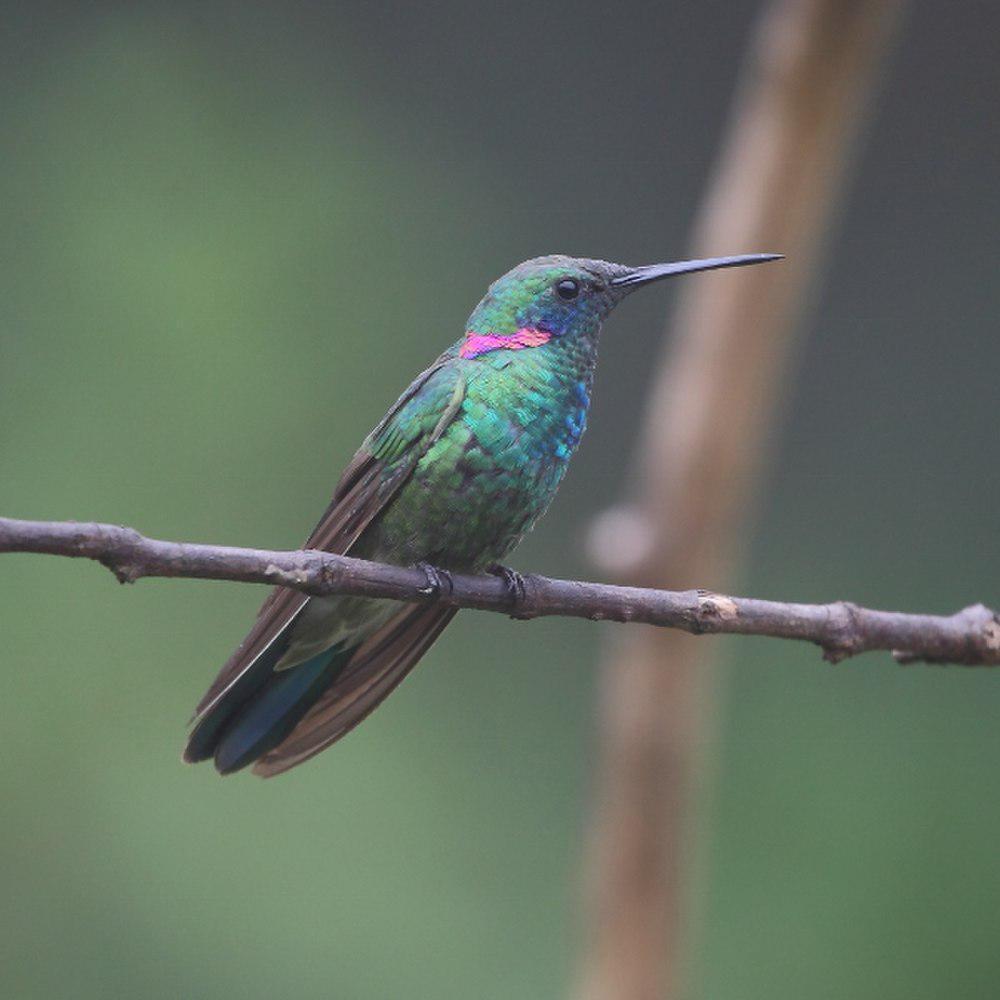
[{"left": 1, "top": 517, "right": 996, "bottom": 667}]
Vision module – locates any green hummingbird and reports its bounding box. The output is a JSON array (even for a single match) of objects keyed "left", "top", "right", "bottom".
[{"left": 184, "top": 252, "right": 780, "bottom": 776}]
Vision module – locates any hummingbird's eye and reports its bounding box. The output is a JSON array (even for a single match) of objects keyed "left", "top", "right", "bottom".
[{"left": 555, "top": 278, "right": 580, "bottom": 301}]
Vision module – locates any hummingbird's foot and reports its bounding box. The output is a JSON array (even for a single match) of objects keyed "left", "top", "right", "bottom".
[
  {"left": 416, "top": 561, "right": 454, "bottom": 601},
  {"left": 486, "top": 563, "right": 533, "bottom": 619}
]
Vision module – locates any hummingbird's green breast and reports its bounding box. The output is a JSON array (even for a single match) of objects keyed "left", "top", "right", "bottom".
[{"left": 356, "top": 335, "right": 596, "bottom": 573}]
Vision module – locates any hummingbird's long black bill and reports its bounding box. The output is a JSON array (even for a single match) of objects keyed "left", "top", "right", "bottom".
[{"left": 611, "top": 253, "right": 783, "bottom": 288}]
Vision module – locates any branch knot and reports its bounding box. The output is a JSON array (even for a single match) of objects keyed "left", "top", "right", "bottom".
[{"left": 821, "top": 600, "right": 864, "bottom": 663}]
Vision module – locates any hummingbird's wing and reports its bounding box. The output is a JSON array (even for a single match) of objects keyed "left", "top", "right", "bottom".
[
  {"left": 187, "top": 360, "right": 466, "bottom": 728},
  {"left": 250, "top": 601, "right": 458, "bottom": 777}
]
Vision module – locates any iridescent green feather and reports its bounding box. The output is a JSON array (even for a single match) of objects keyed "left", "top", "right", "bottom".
[{"left": 184, "top": 252, "right": 779, "bottom": 774}]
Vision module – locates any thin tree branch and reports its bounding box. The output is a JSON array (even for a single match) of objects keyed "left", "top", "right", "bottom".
[{"left": 1, "top": 516, "right": 996, "bottom": 666}]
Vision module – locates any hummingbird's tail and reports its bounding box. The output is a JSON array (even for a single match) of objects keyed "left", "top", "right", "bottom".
[
  {"left": 184, "top": 601, "right": 457, "bottom": 776},
  {"left": 185, "top": 643, "right": 355, "bottom": 775}
]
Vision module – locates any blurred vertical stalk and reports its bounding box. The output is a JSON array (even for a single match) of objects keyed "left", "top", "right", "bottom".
[{"left": 575, "top": 2, "right": 904, "bottom": 999}]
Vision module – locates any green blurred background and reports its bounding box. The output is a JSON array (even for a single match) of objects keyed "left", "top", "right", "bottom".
[{"left": 2, "top": 3, "right": 998, "bottom": 998}]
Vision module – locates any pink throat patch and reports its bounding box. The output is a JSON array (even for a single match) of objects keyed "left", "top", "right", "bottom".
[{"left": 460, "top": 326, "right": 552, "bottom": 359}]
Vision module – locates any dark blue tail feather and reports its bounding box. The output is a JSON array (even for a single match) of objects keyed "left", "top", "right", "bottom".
[
  {"left": 184, "top": 630, "right": 293, "bottom": 765},
  {"left": 212, "top": 648, "right": 348, "bottom": 775},
  {"left": 185, "top": 644, "right": 354, "bottom": 775}
]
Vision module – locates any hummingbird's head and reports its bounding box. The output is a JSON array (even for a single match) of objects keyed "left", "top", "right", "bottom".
[{"left": 462, "top": 253, "right": 781, "bottom": 357}]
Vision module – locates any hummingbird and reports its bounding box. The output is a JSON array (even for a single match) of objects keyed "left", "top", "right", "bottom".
[{"left": 184, "top": 252, "right": 780, "bottom": 777}]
